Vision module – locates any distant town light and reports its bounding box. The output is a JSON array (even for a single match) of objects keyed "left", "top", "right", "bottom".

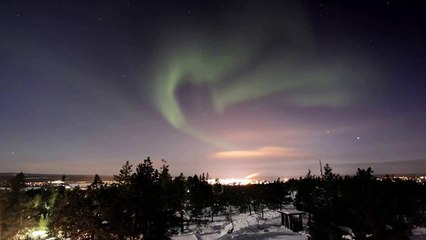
[{"left": 207, "top": 178, "right": 254, "bottom": 185}]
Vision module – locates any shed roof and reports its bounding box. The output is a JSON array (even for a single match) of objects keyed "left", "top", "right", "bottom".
[{"left": 278, "top": 210, "right": 305, "bottom": 215}]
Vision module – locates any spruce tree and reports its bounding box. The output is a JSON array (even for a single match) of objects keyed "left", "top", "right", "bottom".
[{"left": 114, "top": 161, "right": 133, "bottom": 185}]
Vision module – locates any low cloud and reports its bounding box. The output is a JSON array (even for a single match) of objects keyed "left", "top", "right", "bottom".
[{"left": 211, "top": 146, "right": 308, "bottom": 160}]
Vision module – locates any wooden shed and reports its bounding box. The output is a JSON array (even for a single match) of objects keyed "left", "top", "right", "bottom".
[{"left": 278, "top": 210, "right": 305, "bottom": 232}]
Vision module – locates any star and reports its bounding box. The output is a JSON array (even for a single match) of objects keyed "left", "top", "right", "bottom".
[{"left": 356, "top": 136, "right": 360, "bottom": 140}]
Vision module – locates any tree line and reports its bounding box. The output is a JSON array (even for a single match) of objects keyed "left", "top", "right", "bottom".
[
  {"left": 0, "top": 159, "right": 425, "bottom": 239},
  {"left": 0, "top": 157, "right": 289, "bottom": 239},
  {"left": 291, "top": 164, "right": 426, "bottom": 239}
]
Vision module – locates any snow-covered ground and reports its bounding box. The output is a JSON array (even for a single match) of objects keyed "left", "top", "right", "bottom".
[
  {"left": 411, "top": 227, "right": 426, "bottom": 240},
  {"left": 172, "top": 209, "right": 308, "bottom": 240}
]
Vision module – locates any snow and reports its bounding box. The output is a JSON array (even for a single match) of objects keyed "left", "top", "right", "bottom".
[
  {"left": 172, "top": 233, "right": 198, "bottom": 240},
  {"left": 172, "top": 209, "right": 307, "bottom": 240},
  {"left": 339, "top": 226, "right": 355, "bottom": 239},
  {"left": 171, "top": 206, "right": 425, "bottom": 240},
  {"left": 411, "top": 227, "right": 426, "bottom": 240},
  {"left": 413, "top": 227, "right": 426, "bottom": 236}
]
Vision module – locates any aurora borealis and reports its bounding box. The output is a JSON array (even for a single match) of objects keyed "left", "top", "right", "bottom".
[
  {"left": 152, "top": 1, "right": 378, "bottom": 151},
  {"left": 1, "top": 1, "right": 426, "bottom": 178}
]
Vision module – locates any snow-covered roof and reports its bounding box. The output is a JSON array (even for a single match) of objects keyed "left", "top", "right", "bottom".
[{"left": 278, "top": 210, "right": 305, "bottom": 215}]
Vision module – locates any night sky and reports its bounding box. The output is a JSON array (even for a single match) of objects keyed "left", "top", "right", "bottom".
[{"left": 1, "top": 0, "right": 426, "bottom": 178}]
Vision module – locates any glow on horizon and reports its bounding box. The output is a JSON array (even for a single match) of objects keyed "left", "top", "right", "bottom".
[
  {"left": 244, "top": 172, "right": 260, "bottom": 179},
  {"left": 207, "top": 178, "right": 254, "bottom": 185},
  {"left": 207, "top": 172, "right": 261, "bottom": 185},
  {"left": 211, "top": 146, "right": 306, "bottom": 159}
]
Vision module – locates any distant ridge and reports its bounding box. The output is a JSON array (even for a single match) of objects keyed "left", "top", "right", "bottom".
[
  {"left": 1, "top": 158, "right": 425, "bottom": 182},
  {"left": 333, "top": 158, "right": 426, "bottom": 176},
  {"left": 0, "top": 173, "right": 114, "bottom": 182}
]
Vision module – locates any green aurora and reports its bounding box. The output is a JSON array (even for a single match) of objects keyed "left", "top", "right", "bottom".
[{"left": 151, "top": 3, "right": 371, "bottom": 147}]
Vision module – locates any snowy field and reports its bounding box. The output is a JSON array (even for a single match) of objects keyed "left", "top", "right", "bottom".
[
  {"left": 171, "top": 210, "right": 426, "bottom": 240},
  {"left": 172, "top": 209, "right": 308, "bottom": 240},
  {"left": 411, "top": 227, "right": 426, "bottom": 240}
]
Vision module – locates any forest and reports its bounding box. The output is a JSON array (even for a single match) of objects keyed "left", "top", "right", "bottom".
[{"left": 0, "top": 157, "right": 425, "bottom": 240}]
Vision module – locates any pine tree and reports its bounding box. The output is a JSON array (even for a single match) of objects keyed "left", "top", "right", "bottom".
[
  {"left": 114, "top": 161, "right": 133, "bottom": 185},
  {"left": 10, "top": 172, "right": 26, "bottom": 194},
  {"left": 90, "top": 174, "right": 103, "bottom": 190}
]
